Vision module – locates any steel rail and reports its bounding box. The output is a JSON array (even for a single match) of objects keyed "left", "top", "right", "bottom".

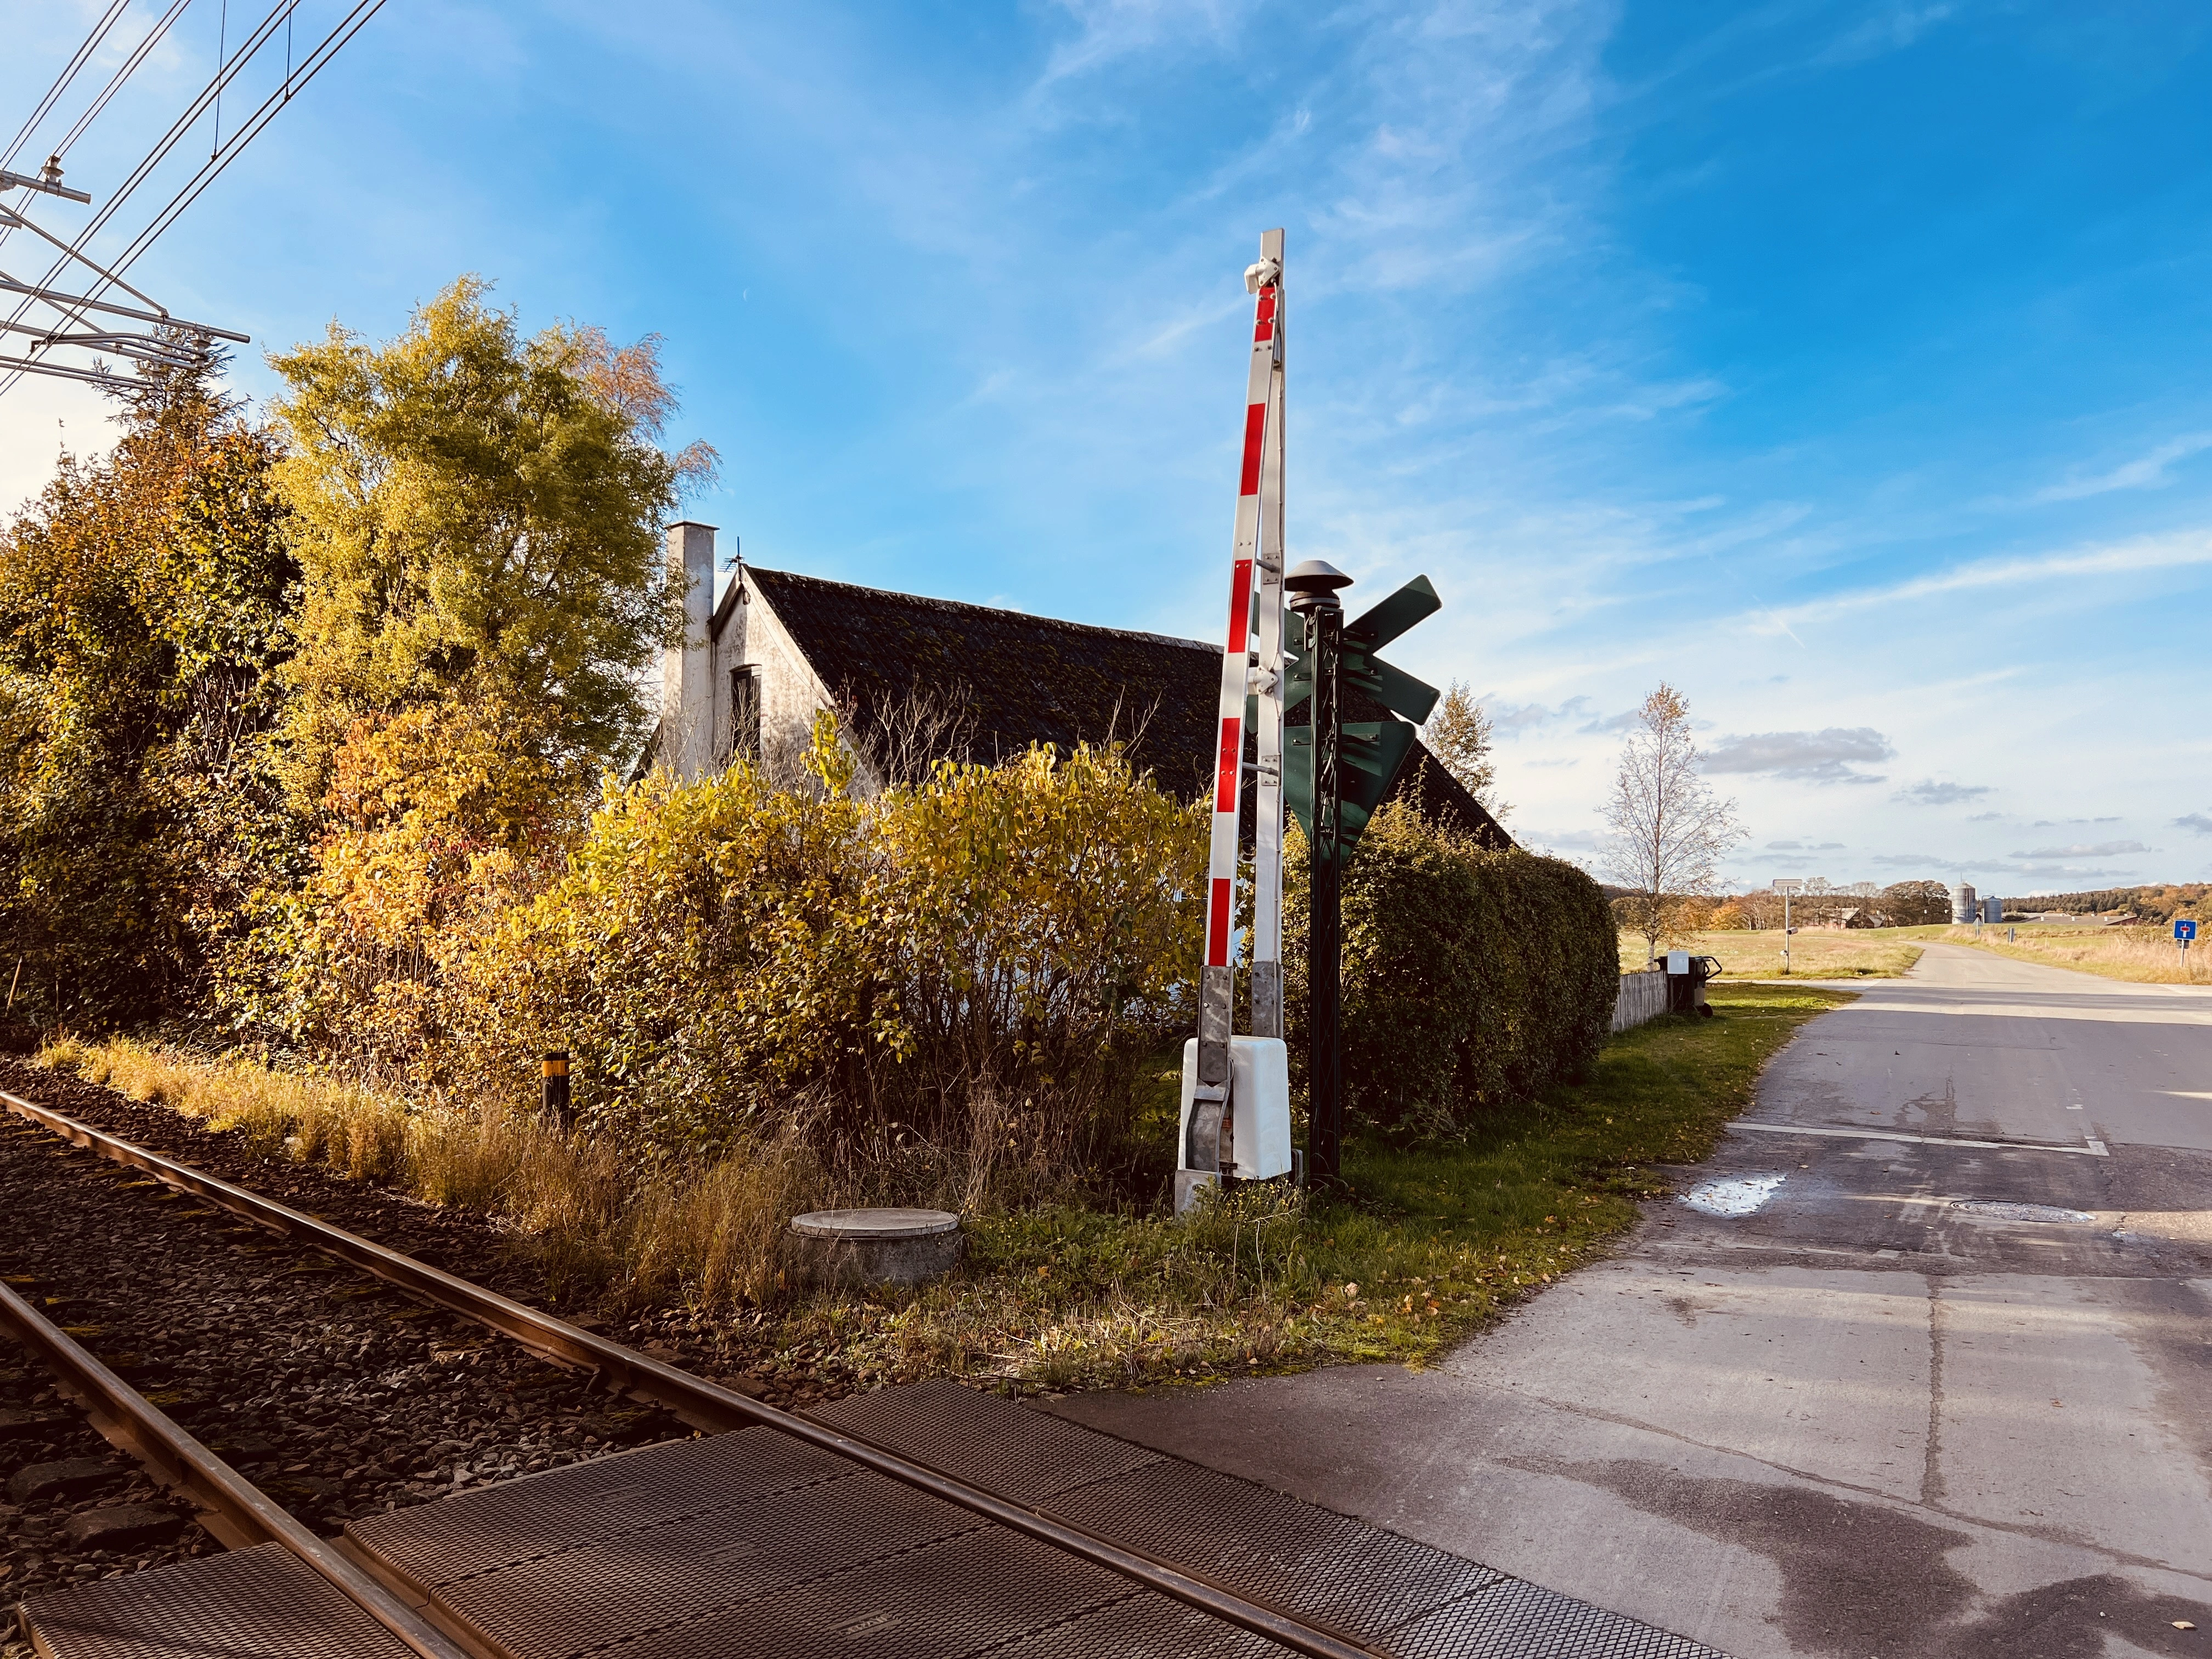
[
  {"left": 0, "top": 1277, "right": 472, "bottom": 1659},
  {"left": 2, "top": 1086, "right": 1381, "bottom": 1659}
]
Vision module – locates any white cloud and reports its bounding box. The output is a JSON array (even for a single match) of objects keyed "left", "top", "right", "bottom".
[
  {"left": 2175, "top": 813, "right": 2212, "bottom": 837},
  {"left": 2031, "top": 432, "right": 2212, "bottom": 504},
  {"left": 1750, "top": 530, "right": 2212, "bottom": 635},
  {"left": 1031, "top": 0, "right": 1256, "bottom": 92},
  {"left": 1894, "top": 780, "right": 1992, "bottom": 805},
  {"left": 1702, "top": 726, "right": 1893, "bottom": 784},
  {"left": 2011, "top": 841, "right": 2151, "bottom": 859}
]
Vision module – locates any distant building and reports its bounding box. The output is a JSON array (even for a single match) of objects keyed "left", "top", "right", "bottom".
[
  {"left": 648, "top": 523, "right": 1513, "bottom": 845},
  {"left": 1950, "top": 882, "right": 1978, "bottom": 923}
]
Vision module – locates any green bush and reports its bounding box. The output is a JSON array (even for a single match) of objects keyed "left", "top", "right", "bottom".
[
  {"left": 1286, "top": 803, "right": 1616, "bottom": 1139},
  {"left": 445, "top": 715, "right": 1205, "bottom": 1182}
]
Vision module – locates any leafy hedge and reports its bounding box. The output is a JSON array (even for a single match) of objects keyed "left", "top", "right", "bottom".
[{"left": 1285, "top": 802, "right": 1617, "bottom": 1139}]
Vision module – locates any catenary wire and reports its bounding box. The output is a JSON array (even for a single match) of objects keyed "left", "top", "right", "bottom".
[
  {"left": 0, "top": 0, "right": 373, "bottom": 396},
  {"left": 0, "top": 0, "right": 135, "bottom": 173}
]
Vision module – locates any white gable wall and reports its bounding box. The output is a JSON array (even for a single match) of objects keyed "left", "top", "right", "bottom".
[{"left": 658, "top": 523, "right": 842, "bottom": 786}]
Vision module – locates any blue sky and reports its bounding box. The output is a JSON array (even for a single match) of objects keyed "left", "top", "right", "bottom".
[{"left": 4, "top": 0, "right": 2210, "bottom": 895}]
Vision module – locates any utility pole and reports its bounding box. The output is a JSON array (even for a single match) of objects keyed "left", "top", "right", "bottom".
[{"left": 1773, "top": 878, "right": 1803, "bottom": 974}]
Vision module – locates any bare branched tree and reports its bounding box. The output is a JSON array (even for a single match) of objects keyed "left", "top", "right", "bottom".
[
  {"left": 1600, "top": 684, "right": 1744, "bottom": 963},
  {"left": 835, "top": 681, "right": 981, "bottom": 793},
  {"left": 1422, "top": 680, "right": 1513, "bottom": 820}
]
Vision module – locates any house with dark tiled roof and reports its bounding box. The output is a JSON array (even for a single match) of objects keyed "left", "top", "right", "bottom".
[{"left": 652, "top": 522, "right": 1511, "bottom": 849}]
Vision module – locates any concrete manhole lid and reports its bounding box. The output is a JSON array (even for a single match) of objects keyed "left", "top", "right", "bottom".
[
  {"left": 789, "top": 1208, "right": 961, "bottom": 1239},
  {"left": 1951, "top": 1200, "right": 2092, "bottom": 1224},
  {"left": 1680, "top": 1174, "right": 1786, "bottom": 1217}
]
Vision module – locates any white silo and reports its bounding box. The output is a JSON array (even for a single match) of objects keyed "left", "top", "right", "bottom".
[{"left": 1950, "top": 882, "right": 1977, "bottom": 923}]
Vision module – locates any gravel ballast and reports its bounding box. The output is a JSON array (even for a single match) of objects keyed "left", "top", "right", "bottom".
[{"left": 0, "top": 1090, "right": 695, "bottom": 1644}]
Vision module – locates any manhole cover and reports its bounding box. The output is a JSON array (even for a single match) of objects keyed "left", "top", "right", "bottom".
[
  {"left": 1681, "top": 1174, "right": 1786, "bottom": 1217},
  {"left": 1951, "top": 1200, "right": 2092, "bottom": 1224}
]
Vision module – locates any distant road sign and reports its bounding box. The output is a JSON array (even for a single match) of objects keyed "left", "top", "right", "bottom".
[{"left": 2177, "top": 919, "right": 2198, "bottom": 943}]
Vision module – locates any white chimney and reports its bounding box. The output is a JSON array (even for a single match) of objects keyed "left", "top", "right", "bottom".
[{"left": 662, "top": 521, "right": 717, "bottom": 780}]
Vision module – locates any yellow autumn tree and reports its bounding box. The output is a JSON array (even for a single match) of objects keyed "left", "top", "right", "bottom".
[{"left": 238, "top": 280, "right": 714, "bottom": 1064}]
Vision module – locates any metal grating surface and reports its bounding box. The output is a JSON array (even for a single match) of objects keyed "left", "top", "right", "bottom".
[
  {"left": 20, "top": 1541, "right": 416, "bottom": 1659},
  {"left": 982, "top": 1587, "right": 1301, "bottom": 1659},
  {"left": 1384, "top": 1575, "right": 1729, "bottom": 1659},
  {"left": 1049, "top": 1458, "right": 1497, "bottom": 1642},
  {"left": 347, "top": 1426, "right": 845, "bottom": 1592},
  {"left": 811, "top": 1378, "right": 1163, "bottom": 1504},
  {"left": 433, "top": 1470, "right": 983, "bottom": 1659},
  {"left": 607, "top": 1523, "right": 1138, "bottom": 1659}
]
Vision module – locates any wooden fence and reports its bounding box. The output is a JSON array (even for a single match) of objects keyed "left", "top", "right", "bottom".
[{"left": 1612, "top": 967, "right": 1669, "bottom": 1034}]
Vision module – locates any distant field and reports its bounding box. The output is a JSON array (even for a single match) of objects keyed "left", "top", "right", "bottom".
[
  {"left": 1948, "top": 923, "right": 2212, "bottom": 986},
  {"left": 1616, "top": 929, "right": 1925, "bottom": 980}
]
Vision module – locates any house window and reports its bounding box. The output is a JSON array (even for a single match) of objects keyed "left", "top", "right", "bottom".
[{"left": 729, "top": 667, "right": 762, "bottom": 765}]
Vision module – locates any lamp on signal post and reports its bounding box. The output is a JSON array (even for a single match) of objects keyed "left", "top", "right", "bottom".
[{"left": 1286, "top": 558, "right": 1352, "bottom": 1187}]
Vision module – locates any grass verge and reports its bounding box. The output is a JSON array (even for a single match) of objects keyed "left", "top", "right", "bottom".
[
  {"left": 30, "top": 982, "right": 1848, "bottom": 1402},
  {"left": 735, "top": 980, "right": 1852, "bottom": 1399},
  {"left": 1942, "top": 923, "right": 2212, "bottom": 986},
  {"left": 1621, "top": 928, "right": 1923, "bottom": 979}
]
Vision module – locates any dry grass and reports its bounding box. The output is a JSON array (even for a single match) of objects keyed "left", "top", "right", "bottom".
[
  {"left": 1949, "top": 923, "right": 2212, "bottom": 986},
  {"left": 32, "top": 1035, "right": 816, "bottom": 1311},
  {"left": 1618, "top": 928, "right": 1924, "bottom": 979}
]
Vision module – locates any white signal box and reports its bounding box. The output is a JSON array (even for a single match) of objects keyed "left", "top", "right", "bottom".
[{"left": 1177, "top": 1037, "right": 1292, "bottom": 1190}]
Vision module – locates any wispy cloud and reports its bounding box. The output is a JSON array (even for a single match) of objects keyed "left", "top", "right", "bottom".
[
  {"left": 2011, "top": 841, "right": 2150, "bottom": 859},
  {"left": 1031, "top": 0, "right": 1255, "bottom": 92},
  {"left": 1810, "top": 5, "right": 1956, "bottom": 68},
  {"left": 2171, "top": 814, "right": 2212, "bottom": 836},
  {"left": 1894, "top": 780, "right": 1992, "bottom": 805},
  {"left": 1489, "top": 694, "right": 1592, "bottom": 733},
  {"left": 1703, "top": 727, "right": 1893, "bottom": 785},
  {"left": 1751, "top": 531, "right": 2212, "bottom": 634},
  {"left": 2031, "top": 432, "right": 2212, "bottom": 503}
]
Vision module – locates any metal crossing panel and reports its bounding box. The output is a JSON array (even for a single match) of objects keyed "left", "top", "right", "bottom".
[
  {"left": 23, "top": 1381, "right": 1728, "bottom": 1659},
  {"left": 19, "top": 1541, "right": 417, "bottom": 1659},
  {"left": 343, "top": 1424, "right": 845, "bottom": 1594},
  {"left": 811, "top": 1376, "right": 1166, "bottom": 1503},
  {"left": 816, "top": 1380, "right": 1725, "bottom": 1659}
]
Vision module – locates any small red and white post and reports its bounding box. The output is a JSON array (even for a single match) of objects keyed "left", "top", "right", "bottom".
[{"left": 1177, "top": 229, "right": 1295, "bottom": 1215}]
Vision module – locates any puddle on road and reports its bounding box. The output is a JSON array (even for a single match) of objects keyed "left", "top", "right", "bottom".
[
  {"left": 1951, "top": 1199, "right": 2092, "bottom": 1224},
  {"left": 1680, "top": 1173, "right": 1786, "bottom": 1217}
]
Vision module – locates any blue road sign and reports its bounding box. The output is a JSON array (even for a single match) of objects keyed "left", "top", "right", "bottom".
[{"left": 2177, "top": 918, "right": 2198, "bottom": 942}]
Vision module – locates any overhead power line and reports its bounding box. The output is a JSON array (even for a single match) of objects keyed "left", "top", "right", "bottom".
[
  {"left": 0, "top": 0, "right": 390, "bottom": 397},
  {"left": 0, "top": 0, "right": 134, "bottom": 173},
  {"left": 109, "top": 0, "right": 391, "bottom": 282},
  {"left": 0, "top": 0, "right": 195, "bottom": 257}
]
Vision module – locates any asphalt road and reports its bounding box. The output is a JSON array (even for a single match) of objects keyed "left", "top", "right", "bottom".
[{"left": 1046, "top": 944, "right": 2212, "bottom": 1658}]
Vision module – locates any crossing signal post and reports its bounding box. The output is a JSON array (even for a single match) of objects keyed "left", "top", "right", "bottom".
[
  {"left": 1175, "top": 229, "right": 1446, "bottom": 1208},
  {"left": 1283, "top": 563, "right": 1441, "bottom": 1187},
  {"left": 1177, "top": 230, "right": 1294, "bottom": 1216}
]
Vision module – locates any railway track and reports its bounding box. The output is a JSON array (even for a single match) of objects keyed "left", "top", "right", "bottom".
[
  {"left": 3, "top": 1076, "right": 1724, "bottom": 1659},
  {"left": 0, "top": 1085, "right": 1383, "bottom": 1658}
]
